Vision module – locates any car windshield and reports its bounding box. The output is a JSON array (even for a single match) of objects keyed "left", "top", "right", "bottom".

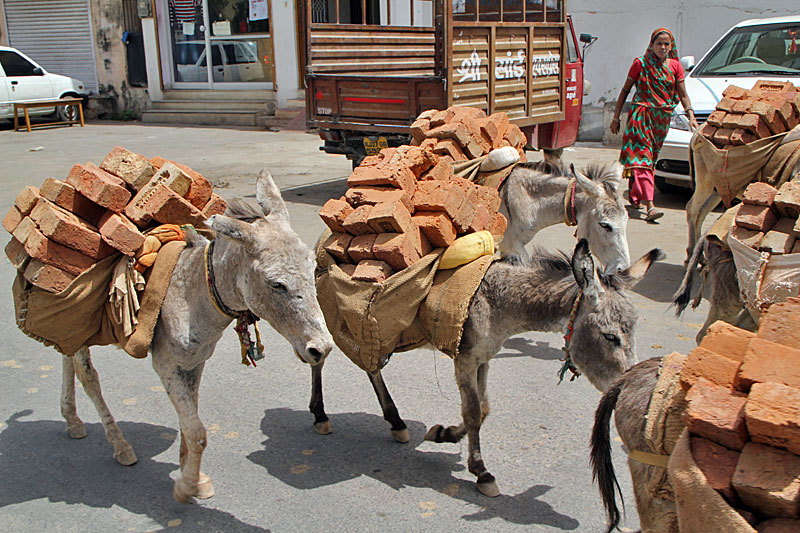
[{"left": 693, "top": 22, "right": 800, "bottom": 76}]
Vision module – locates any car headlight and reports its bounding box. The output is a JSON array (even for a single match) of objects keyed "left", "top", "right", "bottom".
[{"left": 669, "top": 110, "right": 690, "bottom": 131}]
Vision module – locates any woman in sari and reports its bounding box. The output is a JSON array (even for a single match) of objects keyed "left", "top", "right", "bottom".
[{"left": 610, "top": 28, "right": 698, "bottom": 222}]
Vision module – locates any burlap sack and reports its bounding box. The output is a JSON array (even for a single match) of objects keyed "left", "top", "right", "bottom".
[{"left": 668, "top": 429, "right": 756, "bottom": 533}]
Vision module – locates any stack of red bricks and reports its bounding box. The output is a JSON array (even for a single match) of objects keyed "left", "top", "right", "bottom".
[
  {"left": 319, "top": 107, "right": 514, "bottom": 282},
  {"left": 732, "top": 180, "right": 800, "bottom": 254},
  {"left": 2, "top": 146, "right": 226, "bottom": 293},
  {"left": 698, "top": 80, "right": 800, "bottom": 148},
  {"left": 678, "top": 297, "right": 800, "bottom": 528}
]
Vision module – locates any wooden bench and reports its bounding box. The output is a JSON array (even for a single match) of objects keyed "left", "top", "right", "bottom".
[{"left": 13, "top": 97, "right": 85, "bottom": 132}]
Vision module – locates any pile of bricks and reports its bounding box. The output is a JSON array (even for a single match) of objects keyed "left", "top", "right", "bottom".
[
  {"left": 3, "top": 146, "right": 226, "bottom": 293},
  {"left": 318, "top": 106, "right": 518, "bottom": 282},
  {"left": 698, "top": 80, "right": 800, "bottom": 148},
  {"left": 678, "top": 297, "right": 800, "bottom": 528},
  {"left": 732, "top": 180, "right": 800, "bottom": 254}
]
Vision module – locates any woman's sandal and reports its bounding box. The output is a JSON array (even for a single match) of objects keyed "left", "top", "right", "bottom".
[
  {"left": 645, "top": 208, "right": 664, "bottom": 222},
  {"left": 623, "top": 190, "right": 642, "bottom": 209}
]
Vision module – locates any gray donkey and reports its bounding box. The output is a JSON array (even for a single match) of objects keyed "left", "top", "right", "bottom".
[
  {"left": 330, "top": 239, "right": 663, "bottom": 497},
  {"left": 500, "top": 160, "right": 631, "bottom": 272},
  {"left": 58, "top": 171, "right": 334, "bottom": 502}
]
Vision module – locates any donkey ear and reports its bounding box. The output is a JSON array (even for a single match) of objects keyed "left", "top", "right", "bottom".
[
  {"left": 207, "top": 214, "right": 253, "bottom": 243},
  {"left": 256, "top": 169, "right": 290, "bottom": 222},
  {"left": 572, "top": 164, "right": 603, "bottom": 198},
  {"left": 571, "top": 238, "right": 605, "bottom": 305},
  {"left": 617, "top": 248, "right": 665, "bottom": 288}
]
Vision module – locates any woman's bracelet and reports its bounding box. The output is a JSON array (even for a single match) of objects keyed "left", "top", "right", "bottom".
[{"left": 611, "top": 117, "right": 620, "bottom": 122}]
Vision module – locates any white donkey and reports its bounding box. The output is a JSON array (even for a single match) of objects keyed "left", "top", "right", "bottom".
[{"left": 58, "top": 171, "right": 334, "bottom": 502}]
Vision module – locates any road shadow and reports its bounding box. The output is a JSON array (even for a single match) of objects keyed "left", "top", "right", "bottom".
[
  {"left": 279, "top": 178, "right": 349, "bottom": 208},
  {"left": 247, "top": 407, "right": 580, "bottom": 529},
  {"left": 495, "top": 338, "right": 563, "bottom": 361},
  {"left": 0, "top": 410, "right": 268, "bottom": 532},
  {"left": 631, "top": 260, "right": 694, "bottom": 303}
]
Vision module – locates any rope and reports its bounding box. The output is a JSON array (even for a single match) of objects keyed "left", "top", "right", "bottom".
[
  {"left": 563, "top": 177, "right": 578, "bottom": 227},
  {"left": 557, "top": 291, "right": 583, "bottom": 384}
]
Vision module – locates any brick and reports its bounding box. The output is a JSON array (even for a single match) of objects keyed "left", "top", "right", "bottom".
[
  {"left": 680, "top": 346, "right": 742, "bottom": 390},
  {"left": 24, "top": 225, "right": 94, "bottom": 276},
  {"left": 756, "top": 297, "right": 800, "bottom": 349},
  {"left": 487, "top": 112, "right": 510, "bottom": 148},
  {"left": 426, "top": 122, "right": 471, "bottom": 147},
  {"left": 342, "top": 205, "right": 374, "bottom": 235},
  {"left": 429, "top": 108, "right": 455, "bottom": 128},
  {"left": 419, "top": 160, "right": 454, "bottom": 181},
  {"left": 684, "top": 378, "right": 747, "bottom": 450},
  {"left": 66, "top": 164, "right": 131, "bottom": 213},
  {"left": 716, "top": 97, "right": 738, "bottom": 113},
  {"left": 756, "top": 518, "right": 800, "bottom": 532},
  {"left": 412, "top": 180, "right": 466, "bottom": 219},
  {"left": 5, "top": 237, "right": 29, "bottom": 270},
  {"left": 23, "top": 259, "right": 76, "bottom": 293},
  {"left": 399, "top": 146, "right": 438, "bottom": 176},
  {"left": 39, "top": 178, "right": 106, "bottom": 226},
  {"left": 452, "top": 198, "right": 477, "bottom": 234},
  {"left": 416, "top": 109, "right": 437, "bottom": 121},
  {"left": 735, "top": 203, "right": 777, "bottom": 232},
  {"left": 468, "top": 204, "right": 492, "bottom": 233},
  {"left": 170, "top": 162, "right": 213, "bottom": 209},
  {"left": 730, "top": 225, "right": 765, "bottom": 248},
  {"left": 319, "top": 198, "right": 354, "bottom": 233},
  {"left": 732, "top": 442, "right": 800, "bottom": 519},
  {"left": 742, "top": 182, "right": 779, "bottom": 206},
  {"left": 29, "top": 199, "right": 115, "bottom": 259},
  {"left": 12, "top": 216, "right": 39, "bottom": 246},
  {"left": 503, "top": 124, "right": 526, "bottom": 149},
  {"left": 729, "top": 128, "right": 757, "bottom": 146},
  {"left": 735, "top": 337, "right": 800, "bottom": 392},
  {"left": 15, "top": 186, "right": 40, "bottom": 215},
  {"left": 3, "top": 205, "right": 23, "bottom": 234},
  {"left": 759, "top": 94, "right": 798, "bottom": 130},
  {"left": 413, "top": 212, "right": 457, "bottom": 247},
  {"left": 123, "top": 163, "right": 193, "bottom": 226},
  {"left": 367, "top": 200, "right": 414, "bottom": 234},
  {"left": 100, "top": 146, "right": 155, "bottom": 191},
  {"left": 761, "top": 220, "right": 797, "bottom": 254},
  {"left": 753, "top": 81, "right": 797, "bottom": 93},
  {"left": 347, "top": 164, "right": 416, "bottom": 192},
  {"left": 339, "top": 263, "right": 357, "bottom": 277},
  {"left": 411, "top": 223, "right": 432, "bottom": 256},
  {"left": 731, "top": 99, "right": 752, "bottom": 114},
  {"left": 699, "top": 122, "right": 718, "bottom": 141},
  {"left": 713, "top": 127, "right": 735, "bottom": 145},
  {"left": 433, "top": 139, "right": 468, "bottom": 161},
  {"left": 690, "top": 435, "right": 741, "bottom": 504},
  {"left": 489, "top": 211, "right": 508, "bottom": 239},
  {"left": 148, "top": 185, "right": 207, "bottom": 226},
  {"left": 745, "top": 382, "right": 800, "bottom": 456},
  {"left": 352, "top": 259, "right": 394, "bottom": 282},
  {"left": 410, "top": 118, "right": 431, "bottom": 145},
  {"left": 322, "top": 232, "right": 353, "bottom": 264},
  {"left": 150, "top": 155, "right": 169, "bottom": 169},
  {"left": 722, "top": 86, "right": 749, "bottom": 100},
  {"left": 450, "top": 106, "right": 487, "bottom": 122},
  {"left": 749, "top": 100, "right": 785, "bottom": 135},
  {"left": 698, "top": 321, "right": 756, "bottom": 362},
  {"left": 201, "top": 194, "right": 227, "bottom": 218},
  {"left": 372, "top": 232, "right": 420, "bottom": 271},
  {"left": 347, "top": 233, "right": 377, "bottom": 262},
  {"left": 773, "top": 181, "right": 800, "bottom": 218},
  {"left": 345, "top": 186, "right": 413, "bottom": 212},
  {"left": 97, "top": 211, "right": 146, "bottom": 256},
  {"left": 706, "top": 110, "right": 728, "bottom": 127},
  {"left": 739, "top": 113, "right": 773, "bottom": 139}
]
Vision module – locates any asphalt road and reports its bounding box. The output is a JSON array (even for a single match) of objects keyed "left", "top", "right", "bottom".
[{"left": 0, "top": 120, "right": 717, "bottom": 532}]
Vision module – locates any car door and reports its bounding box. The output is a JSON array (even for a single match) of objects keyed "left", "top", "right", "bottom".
[
  {"left": 0, "top": 62, "right": 11, "bottom": 118},
  {"left": 0, "top": 49, "right": 55, "bottom": 105}
]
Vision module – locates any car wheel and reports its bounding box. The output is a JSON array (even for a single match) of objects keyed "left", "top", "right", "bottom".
[
  {"left": 54, "top": 99, "right": 79, "bottom": 122},
  {"left": 654, "top": 175, "right": 686, "bottom": 195}
]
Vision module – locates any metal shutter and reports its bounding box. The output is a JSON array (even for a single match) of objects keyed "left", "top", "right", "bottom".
[{"left": 3, "top": 0, "right": 98, "bottom": 93}]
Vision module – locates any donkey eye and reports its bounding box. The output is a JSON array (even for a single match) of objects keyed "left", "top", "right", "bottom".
[
  {"left": 270, "top": 281, "right": 287, "bottom": 292},
  {"left": 599, "top": 221, "right": 612, "bottom": 232},
  {"left": 603, "top": 333, "right": 620, "bottom": 344}
]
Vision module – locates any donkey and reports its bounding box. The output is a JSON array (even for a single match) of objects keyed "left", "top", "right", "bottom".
[
  {"left": 57, "top": 171, "right": 334, "bottom": 502},
  {"left": 332, "top": 240, "right": 662, "bottom": 497},
  {"left": 499, "top": 160, "right": 631, "bottom": 273}
]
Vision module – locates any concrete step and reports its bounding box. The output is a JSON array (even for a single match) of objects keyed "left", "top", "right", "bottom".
[
  {"left": 141, "top": 109, "right": 261, "bottom": 127},
  {"left": 284, "top": 96, "right": 306, "bottom": 108},
  {"left": 275, "top": 107, "right": 304, "bottom": 120},
  {"left": 161, "top": 89, "right": 274, "bottom": 101},
  {"left": 150, "top": 99, "right": 270, "bottom": 112}
]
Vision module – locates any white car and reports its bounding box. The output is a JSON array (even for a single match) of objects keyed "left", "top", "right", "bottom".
[
  {"left": 0, "top": 45, "right": 86, "bottom": 122},
  {"left": 655, "top": 16, "right": 800, "bottom": 192}
]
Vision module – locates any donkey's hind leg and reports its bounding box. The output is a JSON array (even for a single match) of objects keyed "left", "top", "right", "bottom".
[
  {"left": 456, "top": 357, "right": 498, "bottom": 497},
  {"left": 61, "top": 353, "right": 87, "bottom": 439},
  {"left": 424, "top": 361, "right": 491, "bottom": 445},
  {"left": 367, "top": 370, "right": 409, "bottom": 443},
  {"left": 72, "top": 347, "right": 137, "bottom": 466}
]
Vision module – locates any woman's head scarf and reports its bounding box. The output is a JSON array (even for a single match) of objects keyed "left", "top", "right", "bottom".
[{"left": 648, "top": 28, "right": 679, "bottom": 59}]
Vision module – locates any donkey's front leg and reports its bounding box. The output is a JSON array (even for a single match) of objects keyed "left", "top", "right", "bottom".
[
  {"left": 155, "top": 359, "right": 208, "bottom": 503},
  {"left": 61, "top": 353, "right": 87, "bottom": 439},
  {"left": 455, "top": 357, "right": 498, "bottom": 497},
  {"left": 310, "top": 361, "right": 331, "bottom": 435},
  {"left": 367, "top": 370, "right": 410, "bottom": 443},
  {"left": 72, "top": 347, "right": 137, "bottom": 465}
]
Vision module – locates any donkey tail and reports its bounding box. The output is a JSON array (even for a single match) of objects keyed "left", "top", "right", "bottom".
[
  {"left": 672, "top": 234, "right": 707, "bottom": 316},
  {"left": 591, "top": 382, "right": 624, "bottom": 533}
]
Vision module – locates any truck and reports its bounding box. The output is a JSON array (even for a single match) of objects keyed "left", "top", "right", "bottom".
[{"left": 302, "top": 0, "right": 593, "bottom": 167}]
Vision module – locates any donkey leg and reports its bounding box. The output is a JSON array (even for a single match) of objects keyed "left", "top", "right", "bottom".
[
  {"left": 310, "top": 361, "right": 331, "bottom": 435},
  {"left": 72, "top": 347, "right": 137, "bottom": 466},
  {"left": 61, "top": 353, "right": 87, "bottom": 439},
  {"left": 367, "top": 370, "right": 409, "bottom": 443},
  {"left": 175, "top": 366, "right": 214, "bottom": 500},
  {"left": 455, "top": 357, "right": 498, "bottom": 497},
  {"left": 424, "top": 361, "right": 491, "bottom": 444},
  {"left": 684, "top": 183, "right": 719, "bottom": 264}
]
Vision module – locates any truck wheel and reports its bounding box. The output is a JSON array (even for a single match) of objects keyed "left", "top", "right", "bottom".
[{"left": 352, "top": 156, "right": 364, "bottom": 170}]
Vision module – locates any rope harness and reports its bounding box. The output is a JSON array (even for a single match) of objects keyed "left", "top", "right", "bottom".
[
  {"left": 204, "top": 240, "right": 264, "bottom": 367},
  {"left": 557, "top": 291, "right": 583, "bottom": 384},
  {"left": 563, "top": 177, "right": 578, "bottom": 227}
]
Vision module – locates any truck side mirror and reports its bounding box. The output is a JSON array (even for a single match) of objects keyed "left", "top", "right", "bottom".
[
  {"left": 579, "top": 33, "right": 594, "bottom": 44},
  {"left": 680, "top": 55, "right": 696, "bottom": 72}
]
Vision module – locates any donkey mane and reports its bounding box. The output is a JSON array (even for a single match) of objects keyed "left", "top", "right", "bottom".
[
  {"left": 502, "top": 246, "right": 633, "bottom": 291},
  {"left": 225, "top": 198, "right": 264, "bottom": 222},
  {"left": 514, "top": 161, "right": 623, "bottom": 201}
]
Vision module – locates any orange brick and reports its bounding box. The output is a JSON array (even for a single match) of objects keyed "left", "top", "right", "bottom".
[
  {"left": 100, "top": 146, "right": 155, "bottom": 191},
  {"left": 487, "top": 112, "right": 510, "bottom": 148},
  {"left": 39, "top": 178, "right": 106, "bottom": 226},
  {"left": 12, "top": 216, "right": 38, "bottom": 245},
  {"left": 322, "top": 232, "right": 353, "bottom": 264},
  {"left": 319, "top": 198, "right": 354, "bottom": 233},
  {"left": 680, "top": 346, "right": 742, "bottom": 390},
  {"left": 24, "top": 225, "right": 94, "bottom": 276},
  {"left": 699, "top": 122, "right": 718, "bottom": 141},
  {"left": 731, "top": 99, "right": 752, "bottom": 114},
  {"left": 23, "top": 259, "right": 76, "bottom": 293},
  {"left": 148, "top": 185, "right": 206, "bottom": 226},
  {"left": 773, "top": 181, "right": 800, "bottom": 219},
  {"left": 367, "top": 200, "right": 414, "bottom": 234},
  {"left": 749, "top": 100, "right": 785, "bottom": 135},
  {"left": 716, "top": 97, "right": 738, "bottom": 113},
  {"left": 201, "top": 194, "right": 227, "bottom": 218},
  {"left": 345, "top": 186, "right": 413, "bottom": 212},
  {"left": 410, "top": 118, "right": 431, "bottom": 145},
  {"left": 15, "top": 186, "right": 40, "bottom": 215},
  {"left": 347, "top": 233, "right": 377, "bottom": 262},
  {"left": 746, "top": 382, "right": 800, "bottom": 456},
  {"left": 123, "top": 163, "right": 193, "bottom": 226},
  {"left": 738, "top": 113, "right": 772, "bottom": 138},
  {"left": 97, "top": 211, "right": 146, "bottom": 257},
  {"left": 433, "top": 139, "right": 468, "bottom": 162},
  {"left": 400, "top": 146, "right": 438, "bottom": 176},
  {"left": 756, "top": 297, "right": 800, "bottom": 349},
  {"left": 372, "top": 232, "right": 420, "bottom": 271},
  {"left": 735, "top": 203, "right": 777, "bottom": 232},
  {"left": 690, "top": 435, "right": 740, "bottom": 504},
  {"left": 347, "top": 163, "right": 416, "bottom": 191},
  {"left": 467, "top": 204, "right": 492, "bottom": 233},
  {"left": 429, "top": 108, "right": 455, "bottom": 128},
  {"left": 66, "top": 164, "right": 131, "bottom": 213},
  {"left": 722, "top": 86, "right": 749, "bottom": 99},
  {"left": 3, "top": 205, "right": 23, "bottom": 234},
  {"left": 735, "top": 337, "right": 800, "bottom": 392},
  {"left": 713, "top": 127, "right": 735, "bottom": 145},
  {"left": 698, "top": 321, "right": 757, "bottom": 362},
  {"left": 29, "top": 198, "right": 115, "bottom": 259},
  {"left": 452, "top": 199, "right": 477, "bottom": 234},
  {"left": 352, "top": 259, "right": 394, "bottom": 282},
  {"left": 412, "top": 212, "right": 457, "bottom": 247},
  {"left": 761, "top": 219, "right": 796, "bottom": 254},
  {"left": 729, "top": 128, "right": 757, "bottom": 146},
  {"left": 412, "top": 180, "right": 465, "bottom": 219},
  {"left": 489, "top": 211, "right": 508, "bottom": 239},
  {"left": 730, "top": 225, "right": 764, "bottom": 248},
  {"left": 342, "top": 205, "right": 374, "bottom": 235},
  {"left": 419, "top": 160, "right": 454, "bottom": 181},
  {"left": 753, "top": 80, "right": 797, "bottom": 93},
  {"left": 5, "top": 237, "right": 29, "bottom": 270},
  {"left": 503, "top": 124, "right": 526, "bottom": 149},
  {"left": 685, "top": 378, "right": 747, "bottom": 450},
  {"left": 732, "top": 442, "right": 800, "bottom": 519},
  {"left": 742, "top": 182, "right": 779, "bottom": 206},
  {"left": 706, "top": 110, "right": 727, "bottom": 127}
]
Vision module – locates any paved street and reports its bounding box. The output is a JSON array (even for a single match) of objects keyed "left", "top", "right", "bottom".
[{"left": 0, "top": 121, "right": 716, "bottom": 532}]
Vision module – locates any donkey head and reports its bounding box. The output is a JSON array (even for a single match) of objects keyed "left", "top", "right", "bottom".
[
  {"left": 572, "top": 162, "right": 630, "bottom": 274},
  {"left": 568, "top": 239, "right": 663, "bottom": 392},
  {"left": 208, "top": 170, "right": 334, "bottom": 365}
]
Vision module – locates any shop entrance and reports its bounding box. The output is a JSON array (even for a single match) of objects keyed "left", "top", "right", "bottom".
[{"left": 165, "top": 0, "right": 275, "bottom": 88}]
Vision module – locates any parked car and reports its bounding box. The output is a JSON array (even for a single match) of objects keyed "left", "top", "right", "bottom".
[
  {"left": 0, "top": 46, "right": 86, "bottom": 122},
  {"left": 654, "top": 16, "right": 800, "bottom": 192},
  {"left": 174, "top": 40, "right": 266, "bottom": 83}
]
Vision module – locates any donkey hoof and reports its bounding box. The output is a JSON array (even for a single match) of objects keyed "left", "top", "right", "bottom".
[
  {"left": 313, "top": 420, "right": 332, "bottom": 435},
  {"left": 67, "top": 423, "right": 87, "bottom": 439},
  {"left": 391, "top": 428, "right": 410, "bottom": 443},
  {"left": 196, "top": 473, "right": 215, "bottom": 499},
  {"left": 173, "top": 480, "right": 195, "bottom": 504},
  {"left": 477, "top": 473, "right": 499, "bottom": 497},
  {"left": 424, "top": 424, "right": 444, "bottom": 442},
  {"left": 114, "top": 444, "right": 138, "bottom": 466}
]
